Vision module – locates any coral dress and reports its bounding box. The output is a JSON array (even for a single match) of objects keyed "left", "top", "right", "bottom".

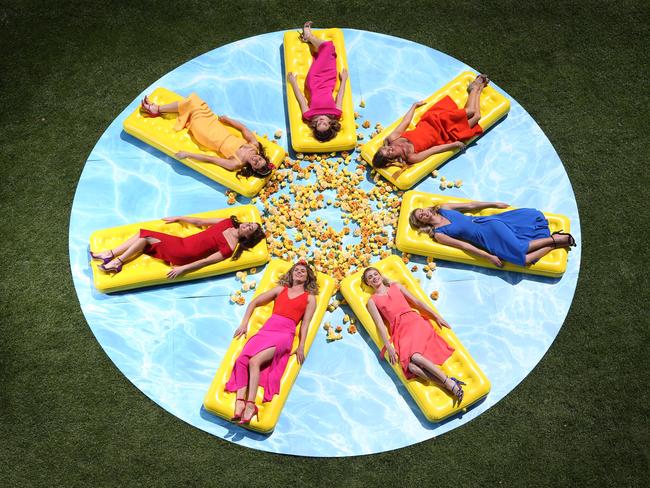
[
  {"left": 434, "top": 208, "right": 551, "bottom": 266},
  {"left": 302, "top": 41, "right": 342, "bottom": 121},
  {"left": 174, "top": 93, "right": 246, "bottom": 159},
  {"left": 226, "top": 287, "right": 309, "bottom": 402},
  {"left": 401, "top": 96, "right": 483, "bottom": 152},
  {"left": 371, "top": 283, "right": 454, "bottom": 378},
  {"left": 139, "top": 218, "right": 234, "bottom": 266}
]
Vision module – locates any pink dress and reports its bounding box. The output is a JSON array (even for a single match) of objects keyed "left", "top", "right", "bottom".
[
  {"left": 225, "top": 287, "right": 309, "bottom": 402},
  {"left": 302, "top": 41, "right": 342, "bottom": 121},
  {"left": 371, "top": 283, "right": 454, "bottom": 378}
]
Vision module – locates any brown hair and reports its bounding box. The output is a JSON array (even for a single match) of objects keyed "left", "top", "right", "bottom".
[
  {"left": 236, "top": 143, "right": 273, "bottom": 179},
  {"left": 308, "top": 116, "right": 341, "bottom": 142},
  {"left": 278, "top": 261, "right": 319, "bottom": 294},
  {"left": 230, "top": 216, "right": 265, "bottom": 260},
  {"left": 362, "top": 267, "right": 391, "bottom": 287},
  {"left": 371, "top": 141, "right": 404, "bottom": 169},
  {"left": 408, "top": 206, "right": 440, "bottom": 238}
]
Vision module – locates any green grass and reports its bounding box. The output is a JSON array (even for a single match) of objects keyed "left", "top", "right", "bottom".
[{"left": 1, "top": 1, "right": 648, "bottom": 486}]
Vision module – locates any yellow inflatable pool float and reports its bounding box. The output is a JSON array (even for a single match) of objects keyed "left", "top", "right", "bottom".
[
  {"left": 283, "top": 28, "right": 356, "bottom": 153},
  {"left": 360, "top": 71, "right": 510, "bottom": 190},
  {"left": 122, "top": 87, "right": 286, "bottom": 197},
  {"left": 396, "top": 190, "right": 571, "bottom": 277},
  {"left": 89, "top": 205, "right": 269, "bottom": 293},
  {"left": 339, "top": 255, "right": 490, "bottom": 422},
  {"left": 203, "top": 259, "right": 336, "bottom": 433}
]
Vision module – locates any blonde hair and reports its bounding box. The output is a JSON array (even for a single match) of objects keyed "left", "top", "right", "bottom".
[
  {"left": 408, "top": 206, "right": 440, "bottom": 238},
  {"left": 362, "top": 267, "right": 392, "bottom": 288},
  {"left": 278, "top": 261, "right": 319, "bottom": 294}
]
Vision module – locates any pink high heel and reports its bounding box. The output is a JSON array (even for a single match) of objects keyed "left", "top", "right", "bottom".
[
  {"left": 238, "top": 400, "right": 259, "bottom": 425},
  {"left": 231, "top": 398, "right": 247, "bottom": 421},
  {"left": 140, "top": 96, "right": 161, "bottom": 118}
]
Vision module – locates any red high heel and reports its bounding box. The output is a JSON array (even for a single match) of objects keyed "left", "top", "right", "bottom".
[
  {"left": 140, "top": 96, "right": 161, "bottom": 118},
  {"left": 238, "top": 400, "right": 259, "bottom": 425},
  {"left": 98, "top": 257, "right": 123, "bottom": 274},
  {"left": 231, "top": 398, "right": 247, "bottom": 421}
]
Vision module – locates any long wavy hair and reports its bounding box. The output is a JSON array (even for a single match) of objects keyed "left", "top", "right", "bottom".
[
  {"left": 236, "top": 143, "right": 273, "bottom": 179},
  {"left": 278, "top": 261, "right": 319, "bottom": 295},
  {"left": 307, "top": 116, "right": 341, "bottom": 142},
  {"left": 230, "top": 216, "right": 265, "bottom": 260},
  {"left": 362, "top": 267, "right": 392, "bottom": 288},
  {"left": 408, "top": 206, "right": 440, "bottom": 238}
]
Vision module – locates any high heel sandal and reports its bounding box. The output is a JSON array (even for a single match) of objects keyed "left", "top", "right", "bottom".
[
  {"left": 238, "top": 400, "right": 259, "bottom": 425},
  {"left": 98, "top": 257, "right": 123, "bottom": 274},
  {"left": 231, "top": 398, "right": 247, "bottom": 421},
  {"left": 140, "top": 96, "right": 161, "bottom": 118},
  {"left": 446, "top": 376, "right": 466, "bottom": 406},
  {"left": 467, "top": 74, "right": 490, "bottom": 92},
  {"left": 90, "top": 249, "right": 114, "bottom": 264},
  {"left": 552, "top": 230, "right": 577, "bottom": 248}
]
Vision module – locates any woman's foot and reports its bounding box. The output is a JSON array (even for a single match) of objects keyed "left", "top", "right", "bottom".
[
  {"left": 98, "top": 257, "right": 124, "bottom": 274},
  {"left": 238, "top": 400, "right": 259, "bottom": 425},
  {"left": 299, "top": 21, "right": 314, "bottom": 43},
  {"left": 140, "top": 96, "right": 161, "bottom": 117},
  {"left": 551, "top": 231, "right": 576, "bottom": 248},
  {"left": 445, "top": 376, "right": 466, "bottom": 405},
  {"left": 90, "top": 250, "right": 114, "bottom": 263},
  {"left": 231, "top": 398, "right": 247, "bottom": 421},
  {"left": 467, "top": 74, "right": 489, "bottom": 92}
]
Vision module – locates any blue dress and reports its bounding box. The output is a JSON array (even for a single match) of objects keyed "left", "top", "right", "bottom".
[{"left": 434, "top": 208, "right": 551, "bottom": 266}]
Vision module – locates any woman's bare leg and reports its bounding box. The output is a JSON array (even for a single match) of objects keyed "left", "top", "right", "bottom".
[
  {"left": 528, "top": 234, "right": 572, "bottom": 253},
  {"left": 234, "top": 388, "right": 247, "bottom": 417},
  {"left": 142, "top": 98, "right": 179, "bottom": 115},
  {"left": 241, "top": 347, "right": 276, "bottom": 418},
  {"left": 102, "top": 236, "right": 153, "bottom": 270},
  {"left": 410, "top": 353, "right": 448, "bottom": 386},
  {"left": 525, "top": 246, "right": 555, "bottom": 265},
  {"left": 157, "top": 101, "right": 179, "bottom": 113},
  {"left": 93, "top": 233, "right": 141, "bottom": 260},
  {"left": 465, "top": 83, "right": 484, "bottom": 127}
]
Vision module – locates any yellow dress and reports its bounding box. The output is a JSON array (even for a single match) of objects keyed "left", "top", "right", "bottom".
[{"left": 174, "top": 93, "right": 246, "bottom": 159}]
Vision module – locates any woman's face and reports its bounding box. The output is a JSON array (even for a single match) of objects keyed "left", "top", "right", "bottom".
[
  {"left": 292, "top": 264, "right": 308, "bottom": 283},
  {"left": 414, "top": 207, "right": 437, "bottom": 225},
  {"left": 314, "top": 115, "right": 332, "bottom": 131},
  {"left": 364, "top": 269, "right": 384, "bottom": 289},
  {"left": 378, "top": 145, "right": 399, "bottom": 160},
  {"left": 239, "top": 222, "right": 259, "bottom": 239},
  {"left": 249, "top": 153, "right": 266, "bottom": 170}
]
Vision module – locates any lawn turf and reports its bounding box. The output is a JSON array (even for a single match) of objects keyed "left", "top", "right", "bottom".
[{"left": 0, "top": 1, "right": 647, "bottom": 486}]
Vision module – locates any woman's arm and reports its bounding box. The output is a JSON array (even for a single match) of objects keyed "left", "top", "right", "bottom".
[
  {"left": 396, "top": 283, "right": 450, "bottom": 329},
  {"left": 218, "top": 116, "right": 258, "bottom": 145},
  {"left": 163, "top": 216, "right": 226, "bottom": 226},
  {"left": 167, "top": 250, "right": 227, "bottom": 279},
  {"left": 175, "top": 151, "right": 241, "bottom": 170},
  {"left": 407, "top": 141, "right": 465, "bottom": 164},
  {"left": 233, "top": 286, "right": 284, "bottom": 338},
  {"left": 334, "top": 69, "right": 348, "bottom": 110},
  {"left": 434, "top": 232, "right": 504, "bottom": 268},
  {"left": 287, "top": 73, "right": 310, "bottom": 114},
  {"left": 386, "top": 101, "right": 426, "bottom": 143},
  {"left": 293, "top": 295, "right": 317, "bottom": 364},
  {"left": 366, "top": 299, "right": 398, "bottom": 364},
  {"left": 440, "top": 201, "right": 509, "bottom": 212}
]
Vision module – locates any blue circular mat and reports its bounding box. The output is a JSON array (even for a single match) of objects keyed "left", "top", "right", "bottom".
[{"left": 69, "top": 29, "right": 581, "bottom": 456}]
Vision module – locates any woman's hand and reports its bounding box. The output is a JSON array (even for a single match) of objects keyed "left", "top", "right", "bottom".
[
  {"left": 292, "top": 344, "right": 306, "bottom": 365},
  {"left": 339, "top": 68, "right": 348, "bottom": 82},
  {"left": 167, "top": 265, "right": 187, "bottom": 279},
  {"left": 412, "top": 100, "right": 426, "bottom": 108},
  {"left": 162, "top": 216, "right": 181, "bottom": 224},
  {"left": 175, "top": 151, "right": 191, "bottom": 159},
  {"left": 488, "top": 254, "right": 504, "bottom": 268},
  {"left": 435, "top": 315, "right": 451, "bottom": 329},
  {"left": 453, "top": 141, "right": 466, "bottom": 151},
  {"left": 493, "top": 202, "right": 510, "bottom": 209},
  {"left": 386, "top": 345, "right": 398, "bottom": 365},
  {"left": 233, "top": 323, "right": 248, "bottom": 339},
  {"left": 287, "top": 72, "right": 297, "bottom": 84}
]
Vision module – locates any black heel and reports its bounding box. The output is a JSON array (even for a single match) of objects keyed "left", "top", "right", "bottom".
[{"left": 552, "top": 230, "right": 576, "bottom": 248}]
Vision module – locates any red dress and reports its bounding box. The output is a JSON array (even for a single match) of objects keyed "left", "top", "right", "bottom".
[
  {"left": 401, "top": 95, "right": 483, "bottom": 152},
  {"left": 371, "top": 283, "right": 454, "bottom": 378},
  {"left": 139, "top": 218, "right": 234, "bottom": 266}
]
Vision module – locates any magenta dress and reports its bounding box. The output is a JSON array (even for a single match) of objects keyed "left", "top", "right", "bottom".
[
  {"left": 371, "top": 283, "right": 454, "bottom": 378},
  {"left": 302, "top": 41, "right": 342, "bottom": 121},
  {"left": 225, "top": 287, "right": 309, "bottom": 402}
]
